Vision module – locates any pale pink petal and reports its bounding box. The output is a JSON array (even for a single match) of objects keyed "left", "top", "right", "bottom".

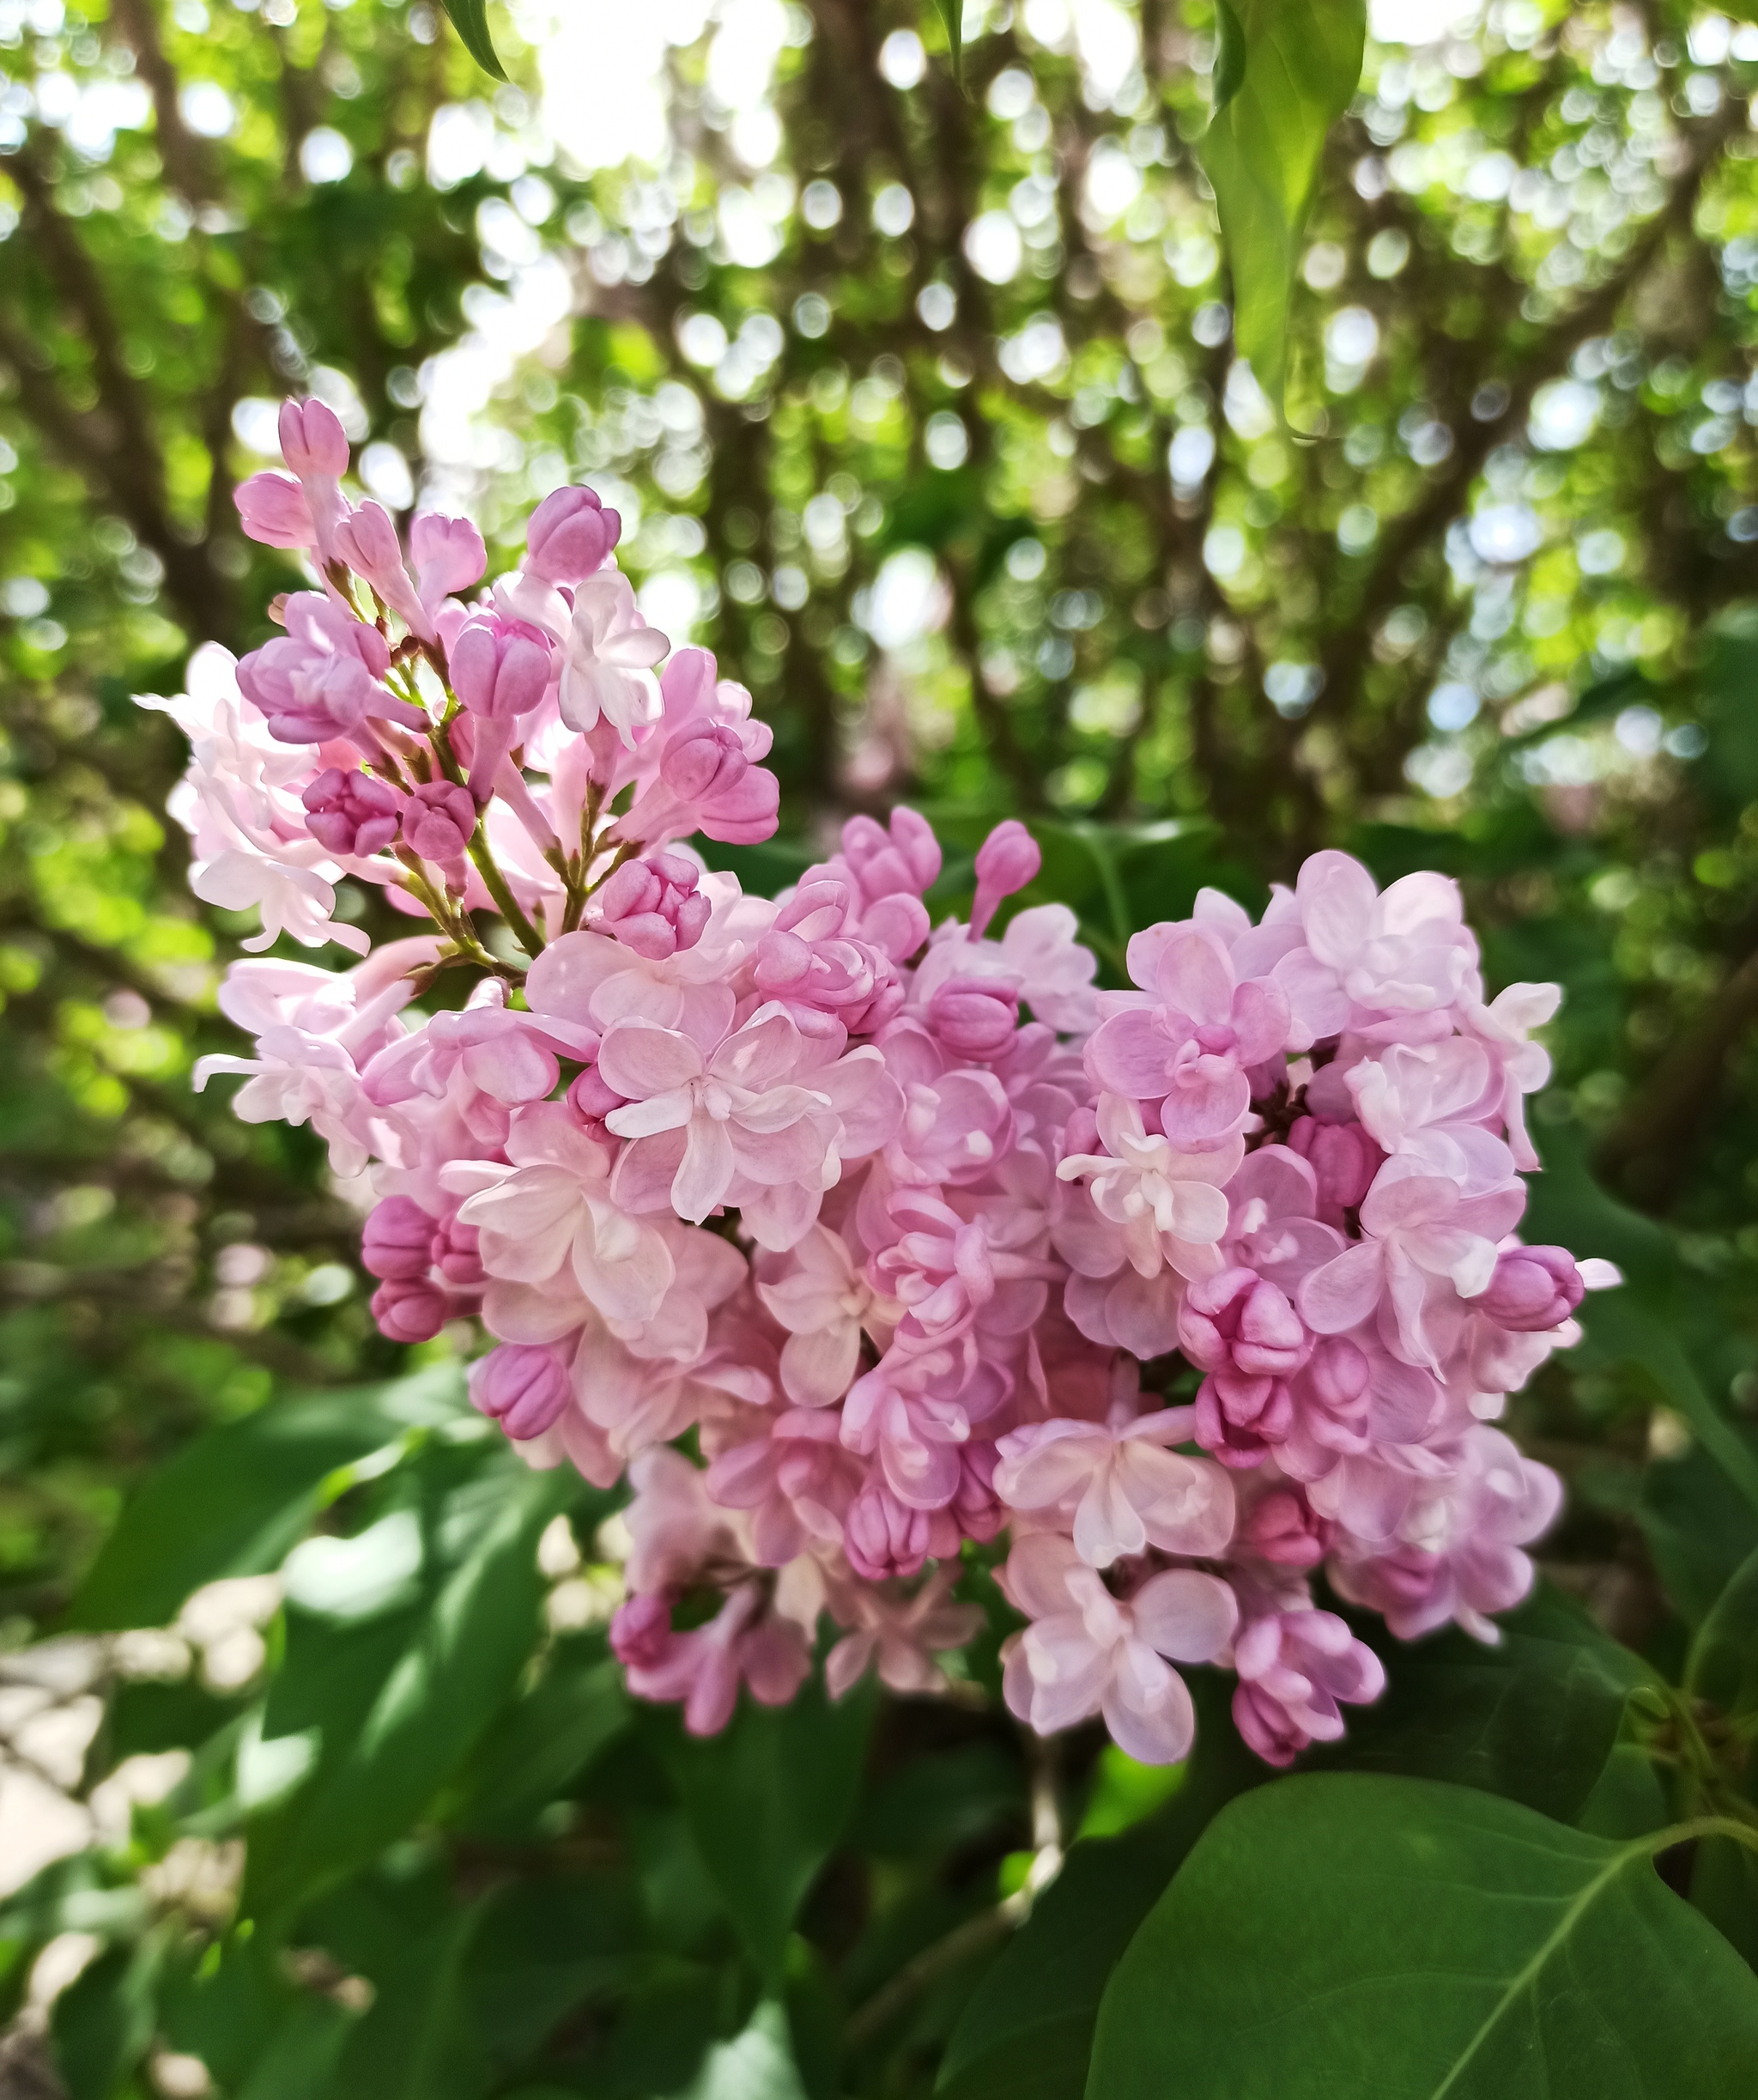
[
  {"left": 671, "top": 1116, "right": 736, "bottom": 1222},
  {"left": 1101, "top": 1641, "right": 1195, "bottom": 1765},
  {"left": 1298, "top": 1242, "right": 1386, "bottom": 1335},
  {"left": 598, "top": 1019, "right": 706, "bottom": 1100},
  {"left": 1131, "top": 1569, "right": 1239, "bottom": 1663}
]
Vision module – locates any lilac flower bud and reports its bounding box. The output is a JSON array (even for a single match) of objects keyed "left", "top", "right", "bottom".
[
  {"left": 610, "top": 1593, "right": 675, "bottom": 1670},
  {"left": 844, "top": 1479, "right": 934, "bottom": 1581},
  {"left": 953, "top": 1442, "right": 1003, "bottom": 1542},
  {"left": 1179, "top": 1268, "right": 1312, "bottom": 1378},
  {"left": 451, "top": 616, "right": 552, "bottom": 721},
  {"left": 470, "top": 1344, "right": 571, "bottom": 1439},
  {"left": 237, "top": 595, "right": 409, "bottom": 746},
  {"left": 370, "top": 1276, "right": 452, "bottom": 1343},
  {"left": 597, "top": 852, "right": 708, "bottom": 960},
  {"left": 841, "top": 808, "right": 941, "bottom": 901},
  {"left": 523, "top": 484, "right": 621, "bottom": 584},
  {"left": 1238, "top": 1488, "right": 1331, "bottom": 1569},
  {"left": 1302, "top": 1335, "right": 1370, "bottom": 1414},
  {"left": 409, "top": 511, "right": 486, "bottom": 608},
  {"left": 235, "top": 471, "right": 314, "bottom": 549},
  {"left": 1288, "top": 1114, "right": 1384, "bottom": 1213},
  {"left": 278, "top": 397, "right": 349, "bottom": 478},
  {"left": 660, "top": 721, "right": 749, "bottom": 802},
  {"left": 1479, "top": 1246, "right": 1585, "bottom": 1332},
  {"left": 432, "top": 1216, "right": 482, "bottom": 1288},
  {"left": 569, "top": 1065, "right": 626, "bottom": 1123},
  {"left": 302, "top": 768, "right": 404, "bottom": 857},
  {"left": 403, "top": 781, "right": 477, "bottom": 868},
  {"left": 928, "top": 977, "right": 1020, "bottom": 1061},
  {"left": 971, "top": 818, "right": 1041, "bottom": 938},
  {"left": 1194, "top": 1370, "right": 1293, "bottom": 1467},
  {"left": 361, "top": 1196, "right": 435, "bottom": 1281}
]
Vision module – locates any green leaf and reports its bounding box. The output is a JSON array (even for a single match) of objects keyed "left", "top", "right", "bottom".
[
  {"left": 1688, "top": 1542, "right": 1758, "bottom": 1719},
  {"left": 1198, "top": 0, "right": 1367, "bottom": 412},
  {"left": 672, "top": 1678, "right": 876, "bottom": 1981},
  {"left": 439, "top": 0, "right": 507, "bottom": 79},
  {"left": 675, "top": 1999, "right": 810, "bottom": 2100},
  {"left": 455, "top": 1640, "right": 631, "bottom": 1836},
  {"left": 51, "top": 1933, "right": 166, "bottom": 2100},
  {"left": 0, "top": 1854, "right": 148, "bottom": 1947},
  {"left": 245, "top": 1463, "right": 567, "bottom": 1911},
  {"left": 464, "top": 1872, "right": 639, "bottom": 2067},
  {"left": 930, "top": 0, "right": 964, "bottom": 89},
  {"left": 1640, "top": 1430, "right": 1758, "bottom": 1629},
  {"left": 70, "top": 1369, "right": 465, "bottom": 1631},
  {"left": 1088, "top": 1775, "right": 1758, "bottom": 2100},
  {"left": 938, "top": 1684, "right": 1259, "bottom": 2100},
  {"left": 1321, "top": 1586, "right": 1658, "bottom": 1823},
  {"left": 1524, "top": 1125, "right": 1758, "bottom": 1520}
]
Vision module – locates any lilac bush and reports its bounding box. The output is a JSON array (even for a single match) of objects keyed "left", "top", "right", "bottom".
[{"left": 145, "top": 397, "right": 1616, "bottom": 1769}]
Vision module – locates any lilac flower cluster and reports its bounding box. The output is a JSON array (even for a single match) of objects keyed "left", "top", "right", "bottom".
[{"left": 145, "top": 398, "right": 1615, "bottom": 1766}]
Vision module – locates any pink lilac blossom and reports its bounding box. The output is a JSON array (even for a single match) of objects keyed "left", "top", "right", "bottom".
[{"left": 144, "top": 397, "right": 1617, "bottom": 1770}]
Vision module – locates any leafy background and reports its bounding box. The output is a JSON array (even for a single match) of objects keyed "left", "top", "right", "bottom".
[{"left": 4, "top": 0, "right": 1758, "bottom": 2093}]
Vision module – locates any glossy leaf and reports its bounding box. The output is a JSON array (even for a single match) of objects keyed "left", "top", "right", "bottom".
[
  {"left": 1199, "top": 0, "right": 1367, "bottom": 410},
  {"left": 245, "top": 1464, "right": 569, "bottom": 1911},
  {"left": 1321, "top": 1586, "right": 1658, "bottom": 1823},
  {"left": 938, "top": 1682, "right": 1259, "bottom": 2100},
  {"left": 440, "top": 0, "right": 507, "bottom": 79},
  {"left": 1088, "top": 1775, "right": 1758, "bottom": 2100},
  {"left": 70, "top": 1370, "right": 464, "bottom": 1631},
  {"left": 672, "top": 1677, "right": 876, "bottom": 1980}
]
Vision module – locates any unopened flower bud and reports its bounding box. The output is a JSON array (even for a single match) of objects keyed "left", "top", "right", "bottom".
[
  {"left": 409, "top": 511, "right": 486, "bottom": 606},
  {"left": 929, "top": 976, "right": 1020, "bottom": 1060},
  {"left": 844, "top": 1480, "right": 934, "bottom": 1581},
  {"left": 841, "top": 807, "right": 941, "bottom": 900},
  {"left": 610, "top": 1593, "right": 675, "bottom": 1670},
  {"left": 1288, "top": 1115, "right": 1384, "bottom": 1213},
  {"left": 469, "top": 1344, "right": 571, "bottom": 1439},
  {"left": 370, "top": 1276, "right": 452, "bottom": 1343},
  {"left": 1479, "top": 1246, "right": 1585, "bottom": 1332},
  {"left": 1302, "top": 1336, "right": 1371, "bottom": 1414},
  {"left": 451, "top": 616, "right": 551, "bottom": 720},
  {"left": 235, "top": 471, "right": 314, "bottom": 549},
  {"left": 1194, "top": 1369, "right": 1293, "bottom": 1467},
  {"left": 971, "top": 818, "right": 1040, "bottom": 938},
  {"left": 303, "top": 768, "right": 403, "bottom": 857},
  {"left": 361, "top": 1196, "right": 435, "bottom": 1281},
  {"left": 1179, "top": 1268, "right": 1311, "bottom": 1378},
  {"left": 524, "top": 483, "right": 621, "bottom": 584},
  {"left": 1239, "top": 1488, "right": 1331, "bottom": 1569},
  {"left": 278, "top": 396, "right": 349, "bottom": 478},
  {"left": 569, "top": 1065, "right": 625, "bottom": 1123},
  {"left": 403, "top": 780, "right": 477, "bottom": 868},
  {"left": 431, "top": 1216, "right": 482, "bottom": 1288},
  {"left": 660, "top": 721, "right": 748, "bottom": 802},
  {"left": 597, "top": 852, "right": 707, "bottom": 959}
]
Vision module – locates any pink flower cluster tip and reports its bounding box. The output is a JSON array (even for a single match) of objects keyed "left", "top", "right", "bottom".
[{"left": 145, "top": 398, "right": 1616, "bottom": 1768}]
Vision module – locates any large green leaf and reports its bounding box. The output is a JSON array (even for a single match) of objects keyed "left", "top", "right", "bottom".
[
  {"left": 70, "top": 1369, "right": 466, "bottom": 1631},
  {"left": 245, "top": 1463, "right": 568, "bottom": 1911},
  {"left": 938, "top": 1682, "right": 1258, "bottom": 2100},
  {"left": 671, "top": 1678, "right": 876, "bottom": 1981},
  {"left": 1199, "top": 0, "right": 1367, "bottom": 411},
  {"left": 1088, "top": 1775, "right": 1758, "bottom": 2100},
  {"left": 1321, "top": 1586, "right": 1659, "bottom": 1824}
]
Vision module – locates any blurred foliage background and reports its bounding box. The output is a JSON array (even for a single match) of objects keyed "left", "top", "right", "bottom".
[{"left": 5, "top": 0, "right": 1758, "bottom": 2093}]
